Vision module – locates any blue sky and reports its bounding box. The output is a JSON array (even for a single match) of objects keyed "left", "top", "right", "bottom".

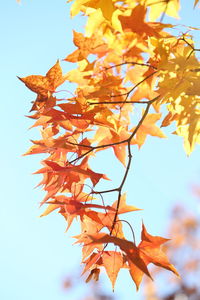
[{"left": 1, "top": 1, "right": 200, "bottom": 300}]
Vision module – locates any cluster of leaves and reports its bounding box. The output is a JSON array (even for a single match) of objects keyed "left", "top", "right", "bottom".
[
  {"left": 19, "top": 0, "right": 200, "bottom": 291},
  {"left": 62, "top": 190, "right": 200, "bottom": 299}
]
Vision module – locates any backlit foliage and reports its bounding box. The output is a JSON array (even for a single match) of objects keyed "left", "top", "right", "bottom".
[{"left": 19, "top": 0, "right": 200, "bottom": 291}]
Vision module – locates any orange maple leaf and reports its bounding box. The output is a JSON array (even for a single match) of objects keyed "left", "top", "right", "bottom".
[
  {"left": 102, "top": 251, "right": 125, "bottom": 290},
  {"left": 138, "top": 223, "right": 179, "bottom": 275},
  {"left": 18, "top": 61, "right": 65, "bottom": 110},
  {"left": 18, "top": 60, "right": 65, "bottom": 97},
  {"left": 118, "top": 5, "right": 158, "bottom": 37}
]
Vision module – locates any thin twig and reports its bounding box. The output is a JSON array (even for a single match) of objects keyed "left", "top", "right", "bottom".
[
  {"left": 104, "top": 61, "right": 157, "bottom": 71},
  {"left": 67, "top": 148, "right": 93, "bottom": 164},
  {"left": 116, "top": 219, "right": 136, "bottom": 244},
  {"left": 110, "top": 71, "right": 157, "bottom": 99},
  {"left": 89, "top": 100, "right": 155, "bottom": 105},
  {"left": 109, "top": 97, "right": 157, "bottom": 236}
]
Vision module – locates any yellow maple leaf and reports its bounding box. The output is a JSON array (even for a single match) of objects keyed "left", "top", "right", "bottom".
[
  {"left": 70, "top": 0, "right": 116, "bottom": 21},
  {"left": 175, "top": 117, "right": 200, "bottom": 155},
  {"left": 145, "top": 0, "right": 180, "bottom": 21},
  {"left": 86, "top": 0, "right": 116, "bottom": 21},
  {"left": 131, "top": 112, "right": 166, "bottom": 148},
  {"left": 85, "top": 9, "right": 105, "bottom": 37},
  {"left": 70, "top": 0, "right": 89, "bottom": 17}
]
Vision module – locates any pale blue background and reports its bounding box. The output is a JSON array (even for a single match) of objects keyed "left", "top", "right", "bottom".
[{"left": 1, "top": 1, "right": 200, "bottom": 299}]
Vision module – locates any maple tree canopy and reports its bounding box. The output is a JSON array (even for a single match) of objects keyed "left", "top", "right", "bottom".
[{"left": 19, "top": 0, "right": 200, "bottom": 291}]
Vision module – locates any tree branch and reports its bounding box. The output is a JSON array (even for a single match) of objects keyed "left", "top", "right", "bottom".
[{"left": 103, "top": 61, "right": 157, "bottom": 71}]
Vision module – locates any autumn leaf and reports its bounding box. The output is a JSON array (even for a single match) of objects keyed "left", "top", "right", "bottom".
[
  {"left": 18, "top": 60, "right": 65, "bottom": 102},
  {"left": 138, "top": 224, "right": 179, "bottom": 277},
  {"left": 40, "top": 203, "right": 60, "bottom": 217},
  {"left": 132, "top": 112, "right": 166, "bottom": 148},
  {"left": 79, "top": 216, "right": 104, "bottom": 261},
  {"left": 145, "top": 0, "right": 180, "bottom": 21},
  {"left": 102, "top": 251, "right": 124, "bottom": 291},
  {"left": 70, "top": 0, "right": 116, "bottom": 21},
  {"left": 161, "top": 112, "right": 178, "bottom": 128},
  {"left": 69, "top": 0, "right": 88, "bottom": 17},
  {"left": 83, "top": 251, "right": 102, "bottom": 271},
  {"left": 86, "top": 267, "right": 100, "bottom": 283},
  {"left": 118, "top": 5, "right": 159, "bottom": 37},
  {"left": 112, "top": 193, "right": 141, "bottom": 214},
  {"left": 175, "top": 123, "right": 200, "bottom": 156},
  {"left": 65, "top": 31, "right": 108, "bottom": 62},
  {"left": 93, "top": 122, "right": 129, "bottom": 166}
]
